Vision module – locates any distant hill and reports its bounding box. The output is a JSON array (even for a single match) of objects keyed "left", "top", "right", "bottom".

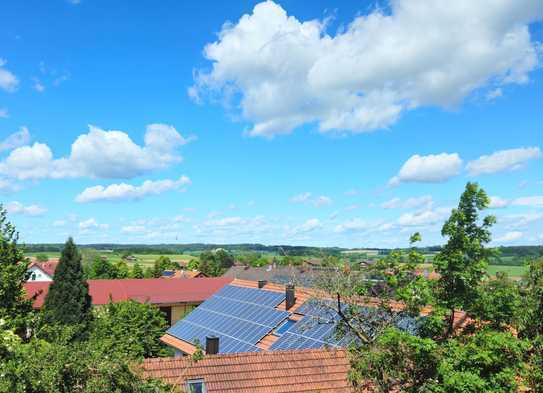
[{"left": 23, "top": 243, "right": 543, "bottom": 260}]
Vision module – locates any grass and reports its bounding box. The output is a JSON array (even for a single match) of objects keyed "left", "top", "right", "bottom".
[{"left": 486, "top": 264, "right": 527, "bottom": 279}]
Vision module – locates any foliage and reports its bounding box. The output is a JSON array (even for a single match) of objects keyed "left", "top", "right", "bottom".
[
  {"left": 470, "top": 272, "right": 521, "bottom": 331},
  {"left": 197, "top": 249, "right": 234, "bottom": 276},
  {"left": 132, "top": 262, "right": 144, "bottom": 278},
  {"left": 89, "top": 300, "right": 171, "bottom": 359},
  {"left": 0, "top": 327, "right": 174, "bottom": 393},
  {"left": 349, "top": 327, "right": 439, "bottom": 393},
  {"left": 42, "top": 237, "right": 92, "bottom": 338},
  {"left": 151, "top": 256, "right": 181, "bottom": 278},
  {"left": 85, "top": 256, "right": 118, "bottom": 279},
  {"left": 0, "top": 205, "right": 33, "bottom": 334},
  {"left": 433, "top": 182, "right": 495, "bottom": 335}
]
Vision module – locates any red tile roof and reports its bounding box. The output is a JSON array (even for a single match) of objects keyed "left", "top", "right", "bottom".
[
  {"left": 27, "top": 259, "right": 59, "bottom": 277},
  {"left": 141, "top": 348, "right": 354, "bottom": 393},
  {"left": 24, "top": 277, "right": 232, "bottom": 308}
]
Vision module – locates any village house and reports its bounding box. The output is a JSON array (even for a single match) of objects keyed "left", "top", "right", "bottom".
[
  {"left": 24, "top": 277, "right": 231, "bottom": 326},
  {"left": 26, "top": 259, "right": 59, "bottom": 282}
]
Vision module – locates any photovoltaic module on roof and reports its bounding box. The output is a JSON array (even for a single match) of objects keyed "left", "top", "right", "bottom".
[{"left": 167, "top": 284, "right": 289, "bottom": 354}]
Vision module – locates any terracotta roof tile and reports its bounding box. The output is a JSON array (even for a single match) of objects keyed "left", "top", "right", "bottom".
[
  {"left": 24, "top": 277, "right": 232, "bottom": 308},
  {"left": 141, "top": 348, "right": 354, "bottom": 393}
]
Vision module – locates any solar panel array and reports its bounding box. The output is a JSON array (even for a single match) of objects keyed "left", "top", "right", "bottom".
[
  {"left": 167, "top": 284, "right": 288, "bottom": 354},
  {"left": 271, "top": 299, "right": 420, "bottom": 351}
]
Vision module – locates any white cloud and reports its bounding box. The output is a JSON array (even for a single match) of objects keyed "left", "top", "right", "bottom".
[
  {"left": 0, "top": 127, "right": 31, "bottom": 152},
  {"left": 75, "top": 175, "right": 191, "bottom": 203},
  {"left": 0, "top": 124, "right": 192, "bottom": 180},
  {"left": 467, "top": 147, "right": 541, "bottom": 176},
  {"left": 397, "top": 207, "right": 450, "bottom": 227},
  {"left": 33, "top": 78, "right": 45, "bottom": 93},
  {"left": 292, "top": 218, "right": 322, "bottom": 234},
  {"left": 488, "top": 196, "right": 510, "bottom": 209},
  {"left": 334, "top": 218, "right": 374, "bottom": 233},
  {"left": 0, "top": 108, "right": 8, "bottom": 118},
  {"left": 512, "top": 195, "right": 543, "bottom": 207},
  {"left": 192, "top": 0, "right": 543, "bottom": 137},
  {"left": 0, "top": 58, "right": 18, "bottom": 92},
  {"left": 52, "top": 220, "right": 66, "bottom": 227},
  {"left": 486, "top": 88, "right": 503, "bottom": 100},
  {"left": 289, "top": 192, "right": 312, "bottom": 204},
  {"left": 501, "top": 212, "right": 543, "bottom": 228},
  {"left": 381, "top": 195, "right": 433, "bottom": 209},
  {"left": 5, "top": 201, "right": 46, "bottom": 216},
  {"left": 79, "top": 218, "right": 109, "bottom": 231},
  {"left": 289, "top": 192, "right": 332, "bottom": 207},
  {"left": 495, "top": 231, "right": 523, "bottom": 242},
  {"left": 314, "top": 195, "right": 332, "bottom": 207},
  {"left": 121, "top": 225, "right": 146, "bottom": 234},
  {"left": 389, "top": 153, "right": 462, "bottom": 185}
]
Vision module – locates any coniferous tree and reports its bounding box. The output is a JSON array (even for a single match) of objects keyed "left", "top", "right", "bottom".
[
  {"left": 42, "top": 237, "right": 92, "bottom": 333},
  {"left": 0, "top": 205, "right": 33, "bottom": 334}
]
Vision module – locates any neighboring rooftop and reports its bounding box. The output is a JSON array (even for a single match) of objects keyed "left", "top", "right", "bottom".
[
  {"left": 24, "top": 277, "right": 232, "bottom": 308},
  {"left": 27, "top": 259, "right": 59, "bottom": 277},
  {"left": 223, "top": 265, "right": 336, "bottom": 287},
  {"left": 162, "top": 269, "right": 207, "bottom": 279},
  {"left": 141, "top": 348, "right": 353, "bottom": 393}
]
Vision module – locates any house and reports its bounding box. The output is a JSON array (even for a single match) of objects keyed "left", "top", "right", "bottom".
[
  {"left": 162, "top": 278, "right": 469, "bottom": 356},
  {"left": 162, "top": 269, "right": 207, "bottom": 279},
  {"left": 26, "top": 259, "right": 59, "bottom": 282},
  {"left": 24, "top": 277, "right": 232, "bottom": 326},
  {"left": 223, "top": 265, "right": 339, "bottom": 287},
  {"left": 141, "top": 348, "right": 354, "bottom": 393}
]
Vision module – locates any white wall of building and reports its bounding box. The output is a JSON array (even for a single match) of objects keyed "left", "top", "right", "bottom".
[{"left": 27, "top": 266, "right": 53, "bottom": 282}]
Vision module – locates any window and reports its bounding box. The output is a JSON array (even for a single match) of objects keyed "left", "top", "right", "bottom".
[{"left": 186, "top": 379, "right": 206, "bottom": 393}]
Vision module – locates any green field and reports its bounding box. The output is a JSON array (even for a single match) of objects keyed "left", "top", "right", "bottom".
[
  {"left": 25, "top": 251, "right": 198, "bottom": 268},
  {"left": 486, "top": 264, "right": 527, "bottom": 279}
]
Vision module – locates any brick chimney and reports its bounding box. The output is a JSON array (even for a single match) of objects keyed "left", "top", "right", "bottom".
[{"left": 205, "top": 336, "right": 219, "bottom": 355}]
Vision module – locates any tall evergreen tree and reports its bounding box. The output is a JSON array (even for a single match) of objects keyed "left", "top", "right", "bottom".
[
  {"left": 42, "top": 238, "right": 92, "bottom": 333},
  {"left": 0, "top": 205, "right": 33, "bottom": 334},
  {"left": 434, "top": 182, "right": 496, "bottom": 336}
]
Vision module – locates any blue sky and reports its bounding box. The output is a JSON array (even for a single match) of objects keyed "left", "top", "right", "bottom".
[{"left": 1, "top": 0, "right": 542, "bottom": 247}]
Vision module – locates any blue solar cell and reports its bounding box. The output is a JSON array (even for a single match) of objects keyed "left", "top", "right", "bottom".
[{"left": 213, "top": 285, "right": 285, "bottom": 308}]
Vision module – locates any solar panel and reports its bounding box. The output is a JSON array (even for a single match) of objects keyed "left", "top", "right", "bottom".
[
  {"left": 213, "top": 285, "right": 285, "bottom": 307},
  {"left": 167, "top": 284, "right": 288, "bottom": 354}
]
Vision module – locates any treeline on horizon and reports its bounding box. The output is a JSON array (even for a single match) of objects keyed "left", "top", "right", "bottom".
[{"left": 24, "top": 242, "right": 543, "bottom": 259}]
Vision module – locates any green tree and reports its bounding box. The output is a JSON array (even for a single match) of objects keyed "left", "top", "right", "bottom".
[
  {"left": 85, "top": 257, "right": 118, "bottom": 279},
  {"left": 152, "top": 256, "right": 180, "bottom": 278},
  {"left": 132, "top": 263, "right": 144, "bottom": 279},
  {"left": 114, "top": 260, "right": 130, "bottom": 279},
  {"left": 197, "top": 251, "right": 222, "bottom": 277},
  {"left": 470, "top": 272, "right": 521, "bottom": 331},
  {"left": 42, "top": 238, "right": 92, "bottom": 336},
  {"left": 434, "top": 182, "right": 495, "bottom": 336},
  {"left": 89, "top": 300, "right": 171, "bottom": 359},
  {"left": 0, "top": 206, "right": 33, "bottom": 334}
]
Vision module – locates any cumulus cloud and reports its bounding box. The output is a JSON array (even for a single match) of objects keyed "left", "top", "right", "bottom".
[
  {"left": 389, "top": 153, "right": 462, "bottom": 185},
  {"left": 397, "top": 207, "right": 450, "bottom": 227},
  {"left": 488, "top": 196, "right": 510, "bottom": 209},
  {"left": 192, "top": 0, "right": 543, "bottom": 137},
  {"left": 0, "top": 58, "right": 18, "bottom": 92},
  {"left": 121, "top": 225, "right": 146, "bottom": 234},
  {"left": 0, "top": 124, "right": 192, "bottom": 180},
  {"left": 52, "top": 220, "right": 66, "bottom": 227},
  {"left": 467, "top": 147, "right": 541, "bottom": 176},
  {"left": 495, "top": 231, "right": 523, "bottom": 242},
  {"left": 79, "top": 218, "right": 109, "bottom": 231},
  {"left": 0, "top": 127, "right": 31, "bottom": 152},
  {"left": 5, "top": 201, "right": 47, "bottom": 216},
  {"left": 512, "top": 195, "right": 543, "bottom": 207},
  {"left": 75, "top": 175, "right": 191, "bottom": 203},
  {"left": 289, "top": 192, "right": 332, "bottom": 207},
  {"left": 291, "top": 218, "right": 322, "bottom": 234},
  {"left": 381, "top": 195, "right": 433, "bottom": 209}
]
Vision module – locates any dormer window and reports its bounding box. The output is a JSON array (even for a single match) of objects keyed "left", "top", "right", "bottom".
[{"left": 187, "top": 379, "right": 206, "bottom": 393}]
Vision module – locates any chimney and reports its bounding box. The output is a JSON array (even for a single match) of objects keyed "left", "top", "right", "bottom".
[
  {"left": 285, "top": 284, "right": 296, "bottom": 310},
  {"left": 258, "top": 280, "right": 267, "bottom": 289},
  {"left": 205, "top": 336, "right": 219, "bottom": 355}
]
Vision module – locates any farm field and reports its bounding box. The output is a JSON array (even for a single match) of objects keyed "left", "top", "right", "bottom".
[{"left": 25, "top": 251, "right": 198, "bottom": 268}]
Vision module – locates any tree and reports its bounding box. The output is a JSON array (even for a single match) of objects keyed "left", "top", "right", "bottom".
[
  {"left": 132, "top": 263, "right": 144, "bottom": 279},
  {"left": 85, "top": 257, "right": 117, "bottom": 279},
  {"left": 114, "top": 260, "right": 130, "bottom": 279},
  {"left": 433, "top": 182, "right": 495, "bottom": 336},
  {"left": 0, "top": 205, "right": 33, "bottom": 334},
  {"left": 42, "top": 238, "right": 92, "bottom": 336},
  {"left": 197, "top": 251, "right": 222, "bottom": 277},
  {"left": 89, "top": 300, "right": 171, "bottom": 359},
  {"left": 152, "top": 256, "right": 180, "bottom": 278}
]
